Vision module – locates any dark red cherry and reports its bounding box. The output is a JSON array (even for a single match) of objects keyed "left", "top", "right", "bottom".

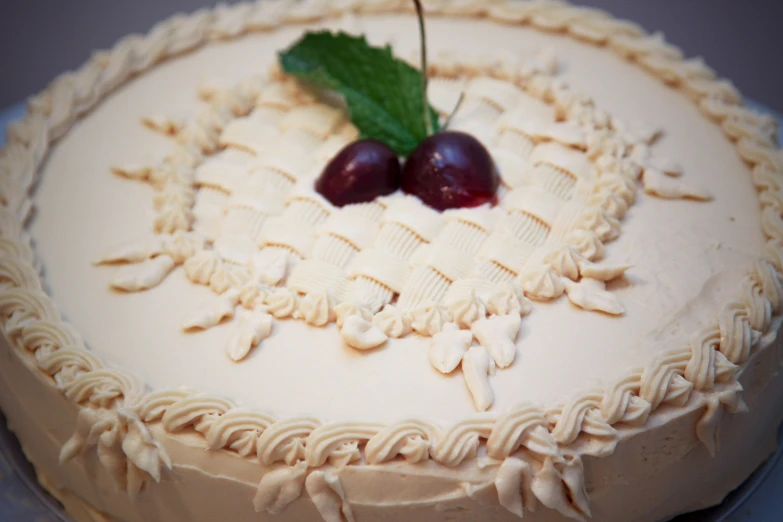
[
  {"left": 315, "top": 139, "right": 401, "bottom": 207},
  {"left": 401, "top": 131, "right": 499, "bottom": 211}
]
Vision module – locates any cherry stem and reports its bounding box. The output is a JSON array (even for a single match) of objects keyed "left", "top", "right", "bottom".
[
  {"left": 413, "top": 0, "right": 433, "bottom": 136},
  {"left": 444, "top": 92, "right": 466, "bottom": 130}
]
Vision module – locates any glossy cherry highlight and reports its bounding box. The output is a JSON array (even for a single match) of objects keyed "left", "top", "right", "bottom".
[
  {"left": 401, "top": 131, "right": 499, "bottom": 211},
  {"left": 315, "top": 139, "right": 401, "bottom": 207}
]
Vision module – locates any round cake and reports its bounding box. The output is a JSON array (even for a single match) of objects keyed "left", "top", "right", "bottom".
[{"left": 1, "top": 1, "right": 782, "bottom": 521}]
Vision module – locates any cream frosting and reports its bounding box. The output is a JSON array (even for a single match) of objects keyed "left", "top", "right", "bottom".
[
  {"left": 429, "top": 322, "right": 472, "bottom": 373},
  {"left": 88, "top": 14, "right": 718, "bottom": 398},
  {"left": 0, "top": 1, "right": 782, "bottom": 522},
  {"left": 84, "top": 28, "right": 745, "bottom": 418}
]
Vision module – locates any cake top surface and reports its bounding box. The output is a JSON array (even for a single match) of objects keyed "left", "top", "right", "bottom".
[{"left": 3, "top": 1, "right": 781, "bottom": 471}]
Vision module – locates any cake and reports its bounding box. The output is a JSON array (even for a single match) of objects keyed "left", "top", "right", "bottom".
[{"left": 1, "top": 1, "right": 782, "bottom": 521}]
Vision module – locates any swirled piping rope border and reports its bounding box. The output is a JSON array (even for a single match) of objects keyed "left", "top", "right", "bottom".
[{"left": 1, "top": 0, "right": 783, "bottom": 510}]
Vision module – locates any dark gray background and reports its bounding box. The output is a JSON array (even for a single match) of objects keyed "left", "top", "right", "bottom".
[{"left": 0, "top": 1, "right": 781, "bottom": 112}]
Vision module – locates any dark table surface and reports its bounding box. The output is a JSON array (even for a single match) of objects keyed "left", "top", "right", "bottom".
[{"left": 0, "top": 0, "right": 781, "bottom": 112}]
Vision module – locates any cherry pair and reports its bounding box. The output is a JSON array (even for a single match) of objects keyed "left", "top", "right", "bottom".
[{"left": 315, "top": 131, "right": 498, "bottom": 211}]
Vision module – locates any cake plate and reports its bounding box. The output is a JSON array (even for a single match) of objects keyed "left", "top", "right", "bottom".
[{"left": 0, "top": 410, "right": 781, "bottom": 522}]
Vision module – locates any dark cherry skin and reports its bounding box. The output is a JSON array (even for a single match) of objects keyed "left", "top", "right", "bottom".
[
  {"left": 315, "top": 139, "right": 401, "bottom": 207},
  {"left": 401, "top": 131, "right": 499, "bottom": 211}
]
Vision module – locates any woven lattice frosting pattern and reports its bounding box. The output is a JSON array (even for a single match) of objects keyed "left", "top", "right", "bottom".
[{"left": 0, "top": 1, "right": 782, "bottom": 522}]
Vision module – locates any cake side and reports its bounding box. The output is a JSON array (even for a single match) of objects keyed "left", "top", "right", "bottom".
[
  {"left": 0, "top": 1, "right": 782, "bottom": 522},
  {"left": 1, "top": 321, "right": 781, "bottom": 522}
]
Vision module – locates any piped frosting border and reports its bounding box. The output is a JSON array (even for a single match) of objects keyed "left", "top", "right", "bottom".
[{"left": 1, "top": 1, "right": 782, "bottom": 520}]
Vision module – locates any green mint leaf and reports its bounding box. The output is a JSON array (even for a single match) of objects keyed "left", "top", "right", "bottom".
[{"left": 279, "top": 31, "right": 440, "bottom": 156}]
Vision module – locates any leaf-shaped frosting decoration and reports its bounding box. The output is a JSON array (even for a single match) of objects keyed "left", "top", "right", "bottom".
[
  {"left": 266, "top": 288, "right": 299, "bottom": 319},
  {"left": 142, "top": 113, "right": 184, "bottom": 136},
  {"left": 334, "top": 302, "right": 372, "bottom": 328},
  {"left": 305, "top": 471, "right": 355, "bottom": 522},
  {"left": 372, "top": 304, "right": 412, "bottom": 338},
  {"left": 59, "top": 408, "right": 102, "bottom": 465},
  {"left": 447, "top": 289, "right": 487, "bottom": 329},
  {"left": 646, "top": 154, "right": 683, "bottom": 177},
  {"left": 561, "top": 457, "right": 591, "bottom": 519},
  {"left": 253, "top": 462, "right": 308, "bottom": 515},
  {"left": 530, "top": 459, "right": 571, "bottom": 519},
  {"left": 182, "top": 290, "right": 239, "bottom": 331},
  {"left": 563, "top": 278, "right": 624, "bottom": 316},
  {"left": 110, "top": 163, "right": 153, "bottom": 182},
  {"left": 495, "top": 457, "right": 534, "bottom": 518},
  {"left": 60, "top": 409, "right": 148, "bottom": 495},
  {"left": 225, "top": 311, "right": 273, "bottom": 362},
  {"left": 577, "top": 259, "right": 632, "bottom": 282},
  {"left": 110, "top": 255, "right": 176, "bottom": 292},
  {"left": 472, "top": 314, "right": 521, "bottom": 369},
  {"left": 411, "top": 301, "right": 450, "bottom": 336},
  {"left": 518, "top": 264, "right": 565, "bottom": 301},
  {"left": 120, "top": 413, "right": 173, "bottom": 484},
  {"left": 94, "top": 236, "right": 165, "bottom": 265},
  {"left": 531, "top": 458, "right": 590, "bottom": 521},
  {"left": 300, "top": 291, "right": 335, "bottom": 327},
  {"left": 429, "top": 323, "right": 473, "bottom": 374},
  {"left": 642, "top": 168, "right": 712, "bottom": 201},
  {"left": 341, "top": 314, "right": 387, "bottom": 350},
  {"left": 462, "top": 345, "right": 495, "bottom": 412}
]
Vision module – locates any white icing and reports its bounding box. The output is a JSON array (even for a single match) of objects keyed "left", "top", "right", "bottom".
[
  {"left": 94, "top": 235, "right": 165, "bottom": 265},
  {"left": 110, "top": 255, "right": 175, "bottom": 292},
  {"left": 340, "top": 314, "right": 387, "bottom": 350},
  {"left": 299, "top": 291, "right": 335, "bottom": 327},
  {"left": 225, "top": 310, "right": 273, "bottom": 362},
  {"left": 519, "top": 263, "right": 565, "bottom": 300},
  {"left": 429, "top": 323, "right": 473, "bottom": 374},
  {"left": 446, "top": 289, "right": 487, "bottom": 329},
  {"left": 642, "top": 168, "right": 712, "bottom": 200},
  {"left": 411, "top": 301, "right": 451, "bottom": 336},
  {"left": 462, "top": 345, "right": 495, "bottom": 412},
  {"left": 471, "top": 314, "right": 521, "bottom": 369},
  {"left": 563, "top": 278, "right": 625, "bottom": 316},
  {"left": 253, "top": 462, "right": 308, "bottom": 515},
  {"left": 182, "top": 290, "right": 238, "bottom": 330}
]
